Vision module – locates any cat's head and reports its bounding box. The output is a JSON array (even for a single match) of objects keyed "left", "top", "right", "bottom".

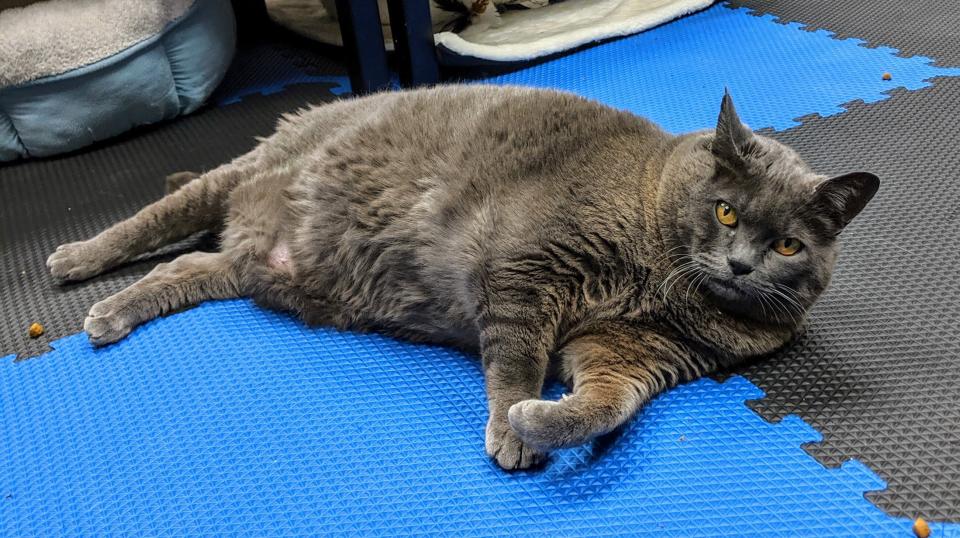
[{"left": 662, "top": 91, "right": 879, "bottom": 324}]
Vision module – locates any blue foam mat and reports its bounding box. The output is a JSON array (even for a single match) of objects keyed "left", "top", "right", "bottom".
[
  {"left": 2, "top": 300, "right": 957, "bottom": 536},
  {"left": 484, "top": 4, "right": 960, "bottom": 132},
  {"left": 7, "top": 5, "right": 960, "bottom": 535}
]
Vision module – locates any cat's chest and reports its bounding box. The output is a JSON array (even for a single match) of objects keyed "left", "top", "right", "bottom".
[{"left": 575, "top": 263, "right": 658, "bottom": 319}]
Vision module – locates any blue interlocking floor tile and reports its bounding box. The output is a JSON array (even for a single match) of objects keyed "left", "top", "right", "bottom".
[
  {"left": 483, "top": 4, "right": 960, "bottom": 132},
  {"left": 3, "top": 299, "right": 958, "bottom": 536}
]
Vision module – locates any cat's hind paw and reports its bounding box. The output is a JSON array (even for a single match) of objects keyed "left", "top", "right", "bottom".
[
  {"left": 47, "top": 241, "right": 106, "bottom": 282},
  {"left": 83, "top": 298, "right": 137, "bottom": 346}
]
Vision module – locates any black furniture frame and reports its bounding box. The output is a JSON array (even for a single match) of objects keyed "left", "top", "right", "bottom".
[{"left": 334, "top": 0, "right": 440, "bottom": 93}]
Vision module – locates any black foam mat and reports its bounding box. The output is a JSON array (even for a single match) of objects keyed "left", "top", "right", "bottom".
[
  {"left": 728, "top": 0, "right": 960, "bottom": 67},
  {"left": 736, "top": 78, "right": 960, "bottom": 520}
]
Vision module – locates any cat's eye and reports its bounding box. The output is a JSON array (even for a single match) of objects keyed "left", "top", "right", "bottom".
[
  {"left": 715, "top": 201, "right": 738, "bottom": 227},
  {"left": 773, "top": 238, "right": 803, "bottom": 256}
]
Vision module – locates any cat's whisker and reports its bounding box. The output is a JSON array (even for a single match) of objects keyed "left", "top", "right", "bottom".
[
  {"left": 661, "top": 270, "right": 696, "bottom": 302},
  {"left": 656, "top": 262, "right": 687, "bottom": 297},
  {"left": 684, "top": 271, "right": 708, "bottom": 304},
  {"left": 660, "top": 262, "right": 701, "bottom": 301},
  {"left": 759, "top": 285, "right": 803, "bottom": 325},
  {"left": 764, "top": 289, "right": 793, "bottom": 323},
  {"left": 660, "top": 268, "right": 693, "bottom": 300},
  {"left": 657, "top": 258, "right": 699, "bottom": 299},
  {"left": 769, "top": 285, "right": 806, "bottom": 323},
  {"left": 754, "top": 289, "right": 771, "bottom": 320},
  {"left": 683, "top": 271, "right": 699, "bottom": 304},
  {"left": 692, "top": 273, "right": 708, "bottom": 303},
  {"left": 772, "top": 281, "right": 803, "bottom": 300},
  {"left": 776, "top": 286, "right": 808, "bottom": 315},
  {"left": 770, "top": 282, "right": 805, "bottom": 309},
  {"left": 652, "top": 244, "right": 687, "bottom": 265},
  {"left": 654, "top": 257, "right": 695, "bottom": 287}
]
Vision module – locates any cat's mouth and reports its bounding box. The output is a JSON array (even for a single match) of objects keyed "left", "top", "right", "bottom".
[{"left": 703, "top": 276, "right": 754, "bottom": 301}]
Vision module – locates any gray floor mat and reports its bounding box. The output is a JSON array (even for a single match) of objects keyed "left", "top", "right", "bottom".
[
  {"left": 0, "top": 84, "right": 342, "bottom": 360},
  {"left": 728, "top": 0, "right": 960, "bottom": 67},
  {"left": 736, "top": 77, "right": 960, "bottom": 520}
]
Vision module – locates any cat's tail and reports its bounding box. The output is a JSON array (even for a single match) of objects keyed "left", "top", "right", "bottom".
[{"left": 48, "top": 159, "right": 254, "bottom": 282}]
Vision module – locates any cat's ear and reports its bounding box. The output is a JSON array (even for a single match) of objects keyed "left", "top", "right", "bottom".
[
  {"left": 711, "top": 89, "right": 753, "bottom": 169},
  {"left": 809, "top": 172, "right": 880, "bottom": 232}
]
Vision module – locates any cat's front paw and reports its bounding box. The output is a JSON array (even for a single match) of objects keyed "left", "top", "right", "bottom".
[
  {"left": 47, "top": 241, "right": 105, "bottom": 282},
  {"left": 486, "top": 416, "right": 546, "bottom": 470},
  {"left": 83, "top": 297, "right": 137, "bottom": 346},
  {"left": 507, "top": 400, "right": 565, "bottom": 449},
  {"left": 507, "top": 398, "right": 607, "bottom": 450}
]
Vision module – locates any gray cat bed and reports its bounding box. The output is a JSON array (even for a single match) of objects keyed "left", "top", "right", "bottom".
[
  {"left": 266, "top": 0, "right": 713, "bottom": 65},
  {"left": 0, "top": 0, "right": 235, "bottom": 161}
]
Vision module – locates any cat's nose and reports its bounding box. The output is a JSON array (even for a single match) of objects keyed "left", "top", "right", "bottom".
[{"left": 727, "top": 258, "right": 754, "bottom": 276}]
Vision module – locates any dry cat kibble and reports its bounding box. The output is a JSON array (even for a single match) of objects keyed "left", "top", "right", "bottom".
[
  {"left": 913, "top": 517, "right": 930, "bottom": 538},
  {"left": 28, "top": 322, "right": 44, "bottom": 338}
]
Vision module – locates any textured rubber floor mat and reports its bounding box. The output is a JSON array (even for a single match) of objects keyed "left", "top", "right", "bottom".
[
  {"left": 4, "top": 299, "right": 957, "bottom": 537},
  {"left": 732, "top": 78, "right": 960, "bottom": 522},
  {"left": 727, "top": 0, "right": 960, "bottom": 67},
  {"left": 0, "top": 41, "right": 346, "bottom": 360},
  {"left": 210, "top": 39, "right": 350, "bottom": 106},
  {"left": 483, "top": 4, "right": 960, "bottom": 132}
]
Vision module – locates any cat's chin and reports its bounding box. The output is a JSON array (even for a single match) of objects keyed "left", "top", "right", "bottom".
[
  {"left": 703, "top": 278, "right": 759, "bottom": 314},
  {"left": 704, "top": 277, "right": 746, "bottom": 297},
  {"left": 703, "top": 278, "right": 795, "bottom": 324}
]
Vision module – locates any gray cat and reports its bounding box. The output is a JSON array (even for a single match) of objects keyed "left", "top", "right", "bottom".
[{"left": 47, "top": 85, "right": 878, "bottom": 470}]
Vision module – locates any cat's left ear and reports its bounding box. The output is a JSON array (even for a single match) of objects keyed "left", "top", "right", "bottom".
[
  {"left": 711, "top": 89, "right": 753, "bottom": 169},
  {"left": 810, "top": 172, "right": 880, "bottom": 232}
]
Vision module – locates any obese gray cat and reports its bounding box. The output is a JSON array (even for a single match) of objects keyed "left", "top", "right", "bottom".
[{"left": 47, "top": 85, "right": 878, "bottom": 470}]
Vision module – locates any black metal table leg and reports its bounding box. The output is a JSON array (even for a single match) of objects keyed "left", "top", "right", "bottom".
[
  {"left": 334, "top": 0, "right": 392, "bottom": 94},
  {"left": 386, "top": 0, "right": 440, "bottom": 87}
]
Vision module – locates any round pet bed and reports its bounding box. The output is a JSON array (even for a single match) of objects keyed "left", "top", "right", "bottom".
[{"left": 0, "top": 0, "right": 236, "bottom": 162}]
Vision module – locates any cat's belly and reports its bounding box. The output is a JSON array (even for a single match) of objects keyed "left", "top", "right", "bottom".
[
  {"left": 272, "top": 228, "right": 481, "bottom": 351},
  {"left": 267, "top": 242, "right": 293, "bottom": 272}
]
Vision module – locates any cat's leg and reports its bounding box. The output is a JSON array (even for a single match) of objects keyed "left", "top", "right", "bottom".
[
  {"left": 482, "top": 326, "right": 550, "bottom": 470},
  {"left": 47, "top": 156, "right": 259, "bottom": 283},
  {"left": 479, "top": 276, "right": 567, "bottom": 470},
  {"left": 508, "top": 323, "right": 712, "bottom": 449},
  {"left": 164, "top": 171, "right": 201, "bottom": 194},
  {"left": 83, "top": 251, "right": 239, "bottom": 345}
]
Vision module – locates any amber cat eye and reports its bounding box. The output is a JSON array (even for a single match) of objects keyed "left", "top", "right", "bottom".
[
  {"left": 715, "top": 201, "right": 737, "bottom": 227},
  {"left": 773, "top": 238, "right": 803, "bottom": 256}
]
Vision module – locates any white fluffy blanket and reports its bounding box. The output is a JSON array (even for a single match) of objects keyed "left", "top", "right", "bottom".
[{"left": 266, "top": 0, "right": 713, "bottom": 64}]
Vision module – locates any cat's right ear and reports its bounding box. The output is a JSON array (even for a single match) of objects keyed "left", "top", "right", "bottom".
[{"left": 710, "top": 89, "right": 753, "bottom": 170}]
